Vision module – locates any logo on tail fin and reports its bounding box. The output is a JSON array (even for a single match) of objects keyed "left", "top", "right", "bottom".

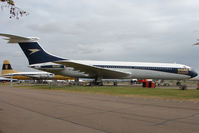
[
  {"left": 5, "top": 64, "right": 8, "bottom": 70},
  {"left": 28, "top": 49, "right": 40, "bottom": 55}
]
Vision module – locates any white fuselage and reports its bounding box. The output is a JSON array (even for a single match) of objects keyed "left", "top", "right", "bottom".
[{"left": 30, "top": 60, "right": 196, "bottom": 80}]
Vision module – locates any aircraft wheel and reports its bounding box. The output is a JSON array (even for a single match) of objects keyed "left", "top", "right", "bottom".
[
  {"left": 180, "top": 85, "right": 187, "bottom": 90},
  {"left": 176, "top": 81, "right": 181, "bottom": 86},
  {"left": 98, "top": 82, "right": 103, "bottom": 86},
  {"left": 113, "top": 82, "right": 118, "bottom": 86}
]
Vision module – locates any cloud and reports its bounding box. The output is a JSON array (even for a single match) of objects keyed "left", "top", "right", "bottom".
[{"left": 0, "top": 0, "right": 199, "bottom": 73}]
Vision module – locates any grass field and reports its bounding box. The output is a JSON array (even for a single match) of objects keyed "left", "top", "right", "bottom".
[{"left": 25, "top": 85, "right": 199, "bottom": 101}]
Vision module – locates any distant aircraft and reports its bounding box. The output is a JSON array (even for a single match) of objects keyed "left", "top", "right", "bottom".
[
  {"left": 0, "top": 33, "right": 197, "bottom": 85},
  {"left": 1, "top": 60, "right": 73, "bottom": 80}
]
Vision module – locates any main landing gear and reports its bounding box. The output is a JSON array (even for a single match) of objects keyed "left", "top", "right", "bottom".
[
  {"left": 176, "top": 80, "right": 187, "bottom": 90},
  {"left": 89, "top": 77, "right": 103, "bottom": 86}
]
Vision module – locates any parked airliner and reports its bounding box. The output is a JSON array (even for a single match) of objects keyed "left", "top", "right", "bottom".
[
  {"left": 1, "top": 60, "right": 73, "bottom": 80},
  {"left": 1, "top": 60, "right": 54, "bottom": 80},
  {"left": 0, "top": 33, "right": 197, "bottom": 85}
]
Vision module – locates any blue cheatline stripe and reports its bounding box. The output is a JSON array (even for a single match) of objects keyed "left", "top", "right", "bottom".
[
  {"left": 32, "top": 65, "right": 65, "bottom": 69},
  {"left": 94, "top": 65, "right": 188, "bottom": 75}
]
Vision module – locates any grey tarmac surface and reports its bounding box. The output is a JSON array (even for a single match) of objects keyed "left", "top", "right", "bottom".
[{"left": 0, "top": 86, "right": 199, "bottom": 133}]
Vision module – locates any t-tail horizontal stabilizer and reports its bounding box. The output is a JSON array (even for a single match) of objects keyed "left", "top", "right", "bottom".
[{"left": 0, "top": 33, "right": 66, "bottom": 65}]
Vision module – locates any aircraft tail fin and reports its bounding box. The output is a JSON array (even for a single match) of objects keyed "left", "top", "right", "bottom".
[
  {"left": 0, "top": 33, "right": 66, "bottom": 65},
  {"left": 1, "top": 60, "right": 18, "bottom": 76}
]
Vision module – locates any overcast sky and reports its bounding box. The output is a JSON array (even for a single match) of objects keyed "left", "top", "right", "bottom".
[{"left": 1, "top": 0, "right": 199, "bottom": 74}]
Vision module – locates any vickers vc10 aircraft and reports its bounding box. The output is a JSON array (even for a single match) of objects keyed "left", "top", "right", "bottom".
[{"left": 0, "top": 33, "right": 197, "bottom": 85}]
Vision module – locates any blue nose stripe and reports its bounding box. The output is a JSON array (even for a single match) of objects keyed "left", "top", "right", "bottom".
[{"left": 189, "top": 70, "right": 198, "bottom": 78}]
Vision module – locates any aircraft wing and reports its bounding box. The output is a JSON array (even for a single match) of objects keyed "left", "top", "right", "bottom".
[{"left": 54, "top": 60, "right": 130, "bottom": 79}]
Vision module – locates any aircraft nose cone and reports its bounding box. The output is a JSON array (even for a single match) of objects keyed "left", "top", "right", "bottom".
[{"left": 190, "top": 70, "right": 198, "bottom": 78}]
